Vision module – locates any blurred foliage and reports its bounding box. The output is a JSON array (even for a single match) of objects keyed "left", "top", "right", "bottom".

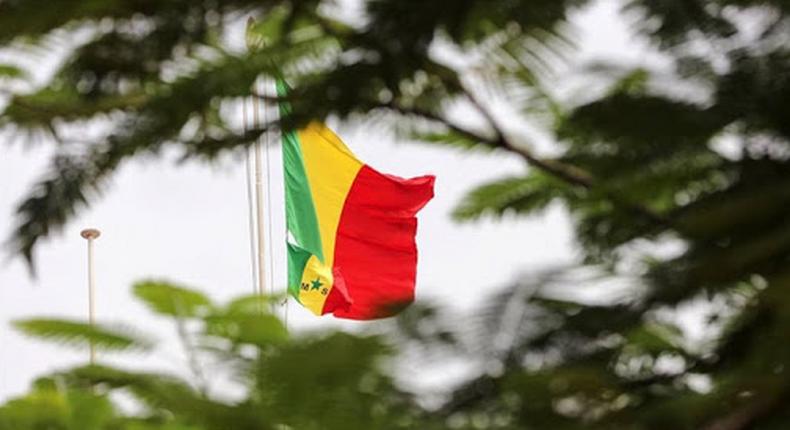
[
  {"left": 2, "top": 282, "right": 439, "bottom": 430},
  {"left": 2, "top": 0, "right": 790, "bottom": 428}
]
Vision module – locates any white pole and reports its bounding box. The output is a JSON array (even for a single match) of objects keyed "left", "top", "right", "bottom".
[
  {"left": 243, "top": 98, "right": 259, "bottom": 295},
  {"left": 253, "top": 82, "right": 267, "bottom": 300},
  {"left": 80, "top": 228, "right": 101, "bottom": 364},
  {"left": 246, "top": 18, "right": 273, "bottom": 314},
  {"left": 264, "top": 81, "right": 276, "bottom": 301}
]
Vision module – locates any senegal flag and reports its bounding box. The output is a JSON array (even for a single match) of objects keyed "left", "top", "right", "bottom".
[{"left": 279, "top": 83, "right": 434, "bottom": 320}]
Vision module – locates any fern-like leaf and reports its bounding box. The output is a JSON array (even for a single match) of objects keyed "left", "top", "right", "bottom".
[
  {"left": 453, "top": 173, "right": 567, "bottom": 221},
  {"left": 13, "top": 319, "right": 153, "bottom": 352}
]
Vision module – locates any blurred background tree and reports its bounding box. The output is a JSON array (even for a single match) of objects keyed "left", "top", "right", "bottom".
[
  {"left": 2, "top": 282, "right": 440, "bottom": 430},
  {"left": 1, "top": 0, "right": 790, "bottom": 428}
]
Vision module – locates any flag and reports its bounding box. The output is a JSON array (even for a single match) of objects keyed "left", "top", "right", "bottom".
[{"left": 279, "top": 83, "right": 434, "bottom": 320}]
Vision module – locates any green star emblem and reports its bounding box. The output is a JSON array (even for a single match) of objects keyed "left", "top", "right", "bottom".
[{"left": 310, "top": 278, "right": 323, "bottom": 291}]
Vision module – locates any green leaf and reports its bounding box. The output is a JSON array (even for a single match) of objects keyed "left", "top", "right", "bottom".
[
  {"left": 224, "top": 294, "right": 286, "bottom": 315},
  {"left": 0, "top": 64, "right": 27, "bottom": 80},
  {"left": 625, "top": 322, "right": 684, "bottom": 354},
  {"left": 204, "top": 295, "right": 289, "bottom": 346},
  {"left": 408, "top": 129, "right": 494, "bottom": 152},
  {"left": 453, "top": 173, "right": 566, "bottom": 221},
  {"left": 0, "top": 384, "right": 116, "bottom": 430},
  {"left": 205, "top": 313, "right": 288, "bottom": 346},
  {"left": 254, "top": 333, "right": 397, "bottom": 429},
  {"left": 133, "top": 281, "right": 213, "bottom": 318},
  {"left": 3, "top": 88, "right": 147, "bottom": 127},
  {"left": 13, "top": 319, "right": 153, "bottom": 352},
  {"left": 58, "top": 365, "right": 220, "bottom": 424}
]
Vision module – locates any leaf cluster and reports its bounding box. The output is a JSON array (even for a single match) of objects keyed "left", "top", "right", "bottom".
[{"left": 3, "top": 281, "right": 439, "bottom": 430}]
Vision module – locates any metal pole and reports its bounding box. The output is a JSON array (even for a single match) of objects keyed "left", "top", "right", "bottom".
[
  {"left": 80, "top": 228, "right": 101, "bottom": 364},
  {"left": 243, "top": 98, "right": 259, "bottom": 295},
  {"left": 253, "top": 82, "right": 267, "bottom": 301},
  {"left": 246, "top": 17, "right": 268, "bottom": 302}
]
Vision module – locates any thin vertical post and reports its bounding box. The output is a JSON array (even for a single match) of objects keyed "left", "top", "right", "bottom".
[
  {"left": 264, "top": 81, "right": 276, "bottom": 302},
  {"left": 253, "top": 82, "right": 267, "bottom": 300},
  {"left": 80, "top": 228, "right": 101, "bottom": 364},
  {"left": 243, "top": 98, "right": 259, "bottom": 295}
]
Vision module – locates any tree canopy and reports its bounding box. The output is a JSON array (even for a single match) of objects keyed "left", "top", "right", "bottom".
[{"left": 2, "top": 0, "right": 790, "bottom": 428}]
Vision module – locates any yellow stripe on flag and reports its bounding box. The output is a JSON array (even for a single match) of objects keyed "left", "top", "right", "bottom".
[
  {"left": 296, "top": 122, "right": 363, "bottom": 314},
  {"left": 297, "top": 255, "right": 334, "bottom": 314}
]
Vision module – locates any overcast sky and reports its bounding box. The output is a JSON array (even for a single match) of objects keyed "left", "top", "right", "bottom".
[{"left": 0, "top": 0, "right": 651, "bottom": 401}]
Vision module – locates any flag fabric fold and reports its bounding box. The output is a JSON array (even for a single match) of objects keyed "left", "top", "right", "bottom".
[{"left": 278, "top": 82, "right": 434, "bottom": 320}]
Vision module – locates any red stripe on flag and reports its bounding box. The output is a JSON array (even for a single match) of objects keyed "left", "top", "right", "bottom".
[{"left": 327, "top": 166, "right": 435, "bottom": 320}]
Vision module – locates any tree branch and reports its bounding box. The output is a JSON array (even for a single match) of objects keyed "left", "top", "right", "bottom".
[
  {"left": 255, "top": 87, "right": 677, "bottom": 232},
  {"left": 382, "top": 96, "right": 676, "bottom": 231},
  {"left": 703, "top": 392, "right": 784, "bottom": 430},
  {"left": 463, "top": 79, "right": 677, "bottom": 230}
]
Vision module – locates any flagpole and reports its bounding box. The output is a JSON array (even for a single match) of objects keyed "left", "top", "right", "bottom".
[
  {"left": 80, "top": 228, "right": 101, "bottom": 364},
  {"left": 243, "top": 98, "right": 259, "bottom": 295},
  {"left": 246, "top": 17, "right": 268, "bottom": 303},
  {"left": 253, "top": 82, "right": 267, "bottom": 301},
  {"left": 264, "top": 82, "right": 276, "bottom": 304}
]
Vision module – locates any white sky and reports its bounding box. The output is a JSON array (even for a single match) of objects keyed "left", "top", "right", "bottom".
[{"left": 0, "top": 0, "right": 649, "bottom": 401}]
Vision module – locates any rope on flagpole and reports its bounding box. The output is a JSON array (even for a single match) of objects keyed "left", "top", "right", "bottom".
[{"left": 243, "top": 97, "right": 259, "bottom": 295}]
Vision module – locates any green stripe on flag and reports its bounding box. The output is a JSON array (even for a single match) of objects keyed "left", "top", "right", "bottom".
[
  {"left": 278, "top": 79, "right": 323, "bottom": 299},
  {"left": 286, "top": 243, "right": 312, "bottom": 301}
]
